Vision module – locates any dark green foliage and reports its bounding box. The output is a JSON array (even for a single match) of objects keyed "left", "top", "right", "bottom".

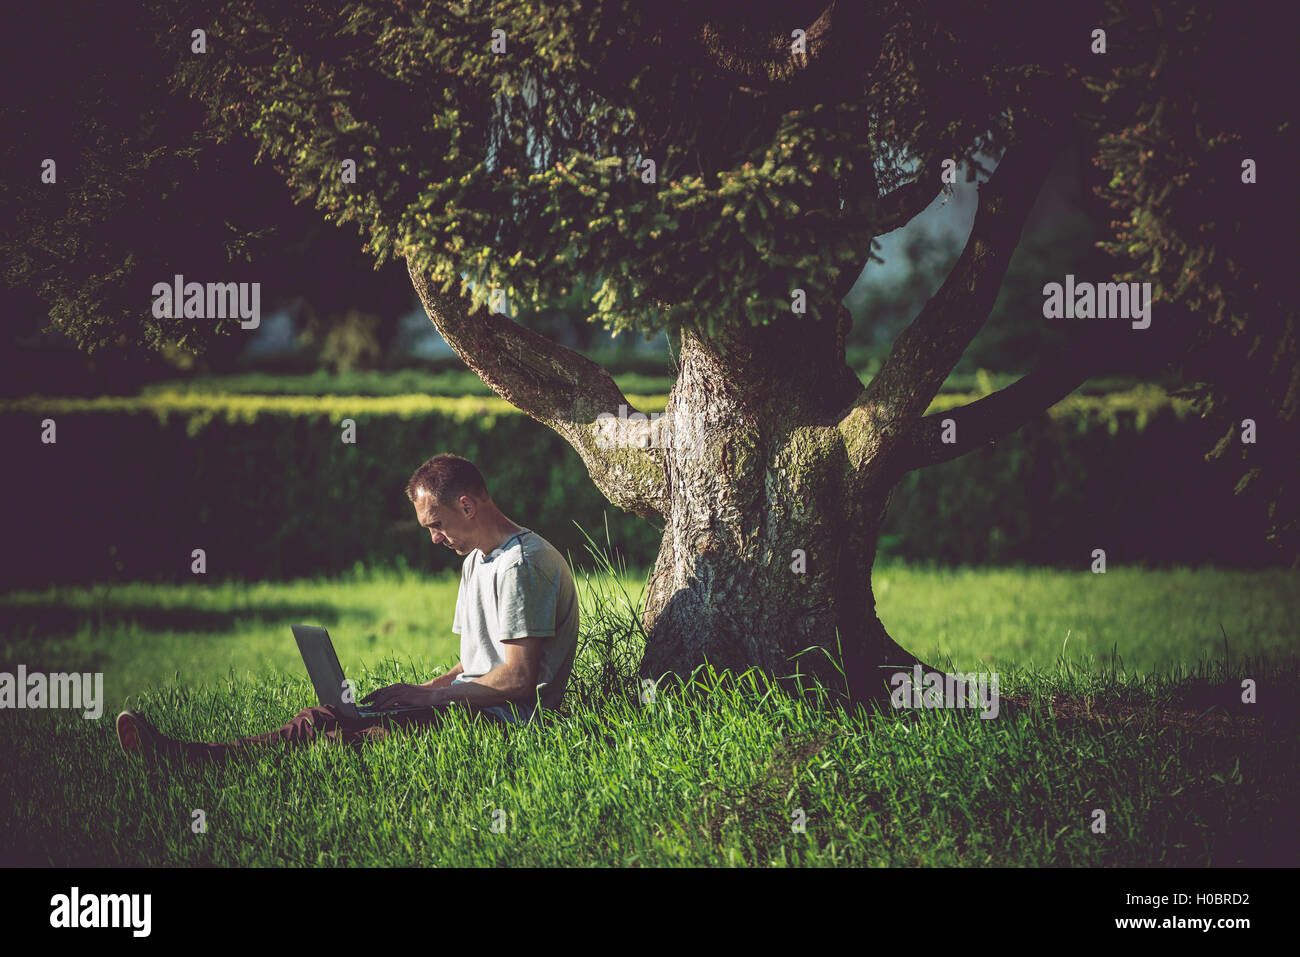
[
  {"left": 158, "top": 0, "right": 1095, "bottom": 335},
  {"left": 1083, "top": 0, "right": 1300, "bottom": 558},
  {"left": 0, "top": 2, "right": 415, "bottom": 363},
  {"left": 0, "top": 2, "right": 244, "bottom": 357}
]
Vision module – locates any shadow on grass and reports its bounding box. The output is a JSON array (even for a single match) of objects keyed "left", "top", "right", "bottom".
[{"left": 0, "top": 600, "right": 353, "bottom": 638}]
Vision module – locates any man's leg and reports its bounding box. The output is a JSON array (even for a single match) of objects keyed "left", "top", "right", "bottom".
[
  {"left": 117, "top": 702, "right": 506, "bottom": 764},
  {"left": 118, "top": 706, "right": 408, "bottom": 764},
  {"left": 191, "top": 705, "right": 386, "bottom": 762}
]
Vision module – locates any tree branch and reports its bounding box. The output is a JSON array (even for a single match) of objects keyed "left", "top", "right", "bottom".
[
  {"left": 586, "top": 0, "right": 876, "bottom": 111},
  {"left": 871, "top": 176, "right": 941, "bottom": 237},
  {"left": 895, "top": 294, "right": 1185, "bottom": 472},
  {"left": 799, "top": 175, "right": 939, "bottom": 255},
  {"left": 892, "top": 346, "right": 1095, "bottom": 474},
  {"left": 825, "top": 174, "right": 942, "bottom": 302},
  {"left": 691, "top": 0, "right": 864, "bottom": 92},
  {"left": 837, "top": 126, "right": 1063, "bottom": 472},
  {"left": 406, "top": 262, "right": 669, "bottom": 518}
]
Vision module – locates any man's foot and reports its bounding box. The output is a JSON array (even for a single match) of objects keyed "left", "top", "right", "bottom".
[{"left": 116, "top": 710, "right": 173, "bottom": 760}]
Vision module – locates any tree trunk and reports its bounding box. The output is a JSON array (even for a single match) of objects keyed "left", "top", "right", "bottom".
[{"left": 639, "top": 324, "right": 928, "bottom": 706}]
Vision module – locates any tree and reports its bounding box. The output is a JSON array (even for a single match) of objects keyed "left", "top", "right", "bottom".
[{"left": 9, "top": 0, "right": 1294, "bottom": 702}]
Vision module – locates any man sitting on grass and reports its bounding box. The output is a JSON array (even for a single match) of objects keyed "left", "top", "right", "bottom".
[{"left": 116, "top": 453, "right": 580, "bottom": 763}]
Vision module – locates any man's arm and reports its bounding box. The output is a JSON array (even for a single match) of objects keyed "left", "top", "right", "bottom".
[
  {"left": 422, "top": 662, "right": 463, "bottom": 690},
  {"left": 361, "top": 662, "right": 461, "bottom": 709},
  {"left": 363, "top": 642, "right": 542, "bottom": 711},
  {"left": 435, "top": 638, "right": 543, "bottom": 710}
]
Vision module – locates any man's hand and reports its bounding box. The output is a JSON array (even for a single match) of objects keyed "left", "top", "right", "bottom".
[{"left": 361, "top": 683, "right": 442, "bottom": 710}]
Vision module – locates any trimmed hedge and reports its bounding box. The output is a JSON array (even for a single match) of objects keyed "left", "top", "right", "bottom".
[
  {"left": 0, "top": 387, "right": 1279, "bottom": 588},
  {"left": 887, "top": 389, "right": 1272, "bottom": 566},
  {"left": 1, "top": 393, "right": 667, "bottom": 588}
]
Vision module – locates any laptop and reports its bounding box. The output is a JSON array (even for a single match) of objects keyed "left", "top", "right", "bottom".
[{"left": 291, "top": 624, "right": 431, "bottom": 719}]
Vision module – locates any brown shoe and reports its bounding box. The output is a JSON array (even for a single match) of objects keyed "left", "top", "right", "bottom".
[{"left": 116, "top": 710, "right": 171, "bottom": 759}]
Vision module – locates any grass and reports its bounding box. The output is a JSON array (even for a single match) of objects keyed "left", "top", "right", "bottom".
[
  {"left": 1, "top": 558, "right": 1296, "bottom": 867},
  {"left": 874, "top": 563, "right": 1299, "bottom": 675}
]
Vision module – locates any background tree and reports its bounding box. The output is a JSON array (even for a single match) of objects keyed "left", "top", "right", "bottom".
[
  {"left": 1080, "top": 0, "right": 1299, "bottom": 559},
  {"left": 0, "top": 1, "right": 416, "bottom": 394}
]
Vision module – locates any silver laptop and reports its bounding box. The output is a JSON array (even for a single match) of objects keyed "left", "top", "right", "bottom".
[{"left": 291, "top": 624, "right": 430, "bottom": 718}]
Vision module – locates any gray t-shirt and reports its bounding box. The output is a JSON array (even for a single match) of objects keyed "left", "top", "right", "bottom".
[{"left": 451, "top": 527, "right": 578, "bottom": 721}]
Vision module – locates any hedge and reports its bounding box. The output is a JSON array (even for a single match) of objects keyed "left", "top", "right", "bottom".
[{"left": 0, "top": 387, "right": 1278, "bottom": 588}]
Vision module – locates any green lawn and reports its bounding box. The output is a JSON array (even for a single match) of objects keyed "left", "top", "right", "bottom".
[
  {"left": 875, "top": 564, "right": 1299, "bottom": 676},
  {"left": 1, "top": 563, "right": 1296, "bottom": 866}
]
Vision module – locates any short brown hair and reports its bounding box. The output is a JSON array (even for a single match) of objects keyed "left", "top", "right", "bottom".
[{"left": 405, "top": 454, "right": 489, "bottom": 507}]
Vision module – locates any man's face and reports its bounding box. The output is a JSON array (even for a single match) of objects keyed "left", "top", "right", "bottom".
[{"left": 414, "top": 490, "right": 477, "bottom": 555}]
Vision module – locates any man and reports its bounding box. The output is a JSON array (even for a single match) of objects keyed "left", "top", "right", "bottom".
[{"left": 116, "top": 453, "right": 580, "bottom": 763}]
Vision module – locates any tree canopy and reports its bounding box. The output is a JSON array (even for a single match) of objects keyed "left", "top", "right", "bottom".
[{"left": 160, "top": 0, "right": 1094, "bottom": 337}]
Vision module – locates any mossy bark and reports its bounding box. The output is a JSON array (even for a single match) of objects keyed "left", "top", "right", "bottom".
[{"left": 639, "top": 324, "right": 929, "bottom": 706}]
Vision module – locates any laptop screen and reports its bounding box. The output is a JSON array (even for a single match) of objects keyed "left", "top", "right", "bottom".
[{"left": 291, "top": 625, "right": 355, "bottom": 715}]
